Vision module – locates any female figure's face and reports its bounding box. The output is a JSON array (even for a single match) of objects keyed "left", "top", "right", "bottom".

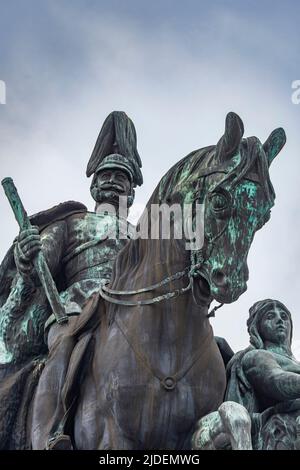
[{"left": 259, "top": 303, "right": 291, "bottom": 346}]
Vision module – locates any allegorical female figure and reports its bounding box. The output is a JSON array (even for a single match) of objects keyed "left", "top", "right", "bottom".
[{"left": 225, "top": 299, "right": 300, "bottom": 450}]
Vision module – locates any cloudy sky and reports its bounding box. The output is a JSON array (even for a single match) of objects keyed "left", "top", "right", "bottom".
[{"left": 0, "top": 0, "right": 299, "bottom": 354}]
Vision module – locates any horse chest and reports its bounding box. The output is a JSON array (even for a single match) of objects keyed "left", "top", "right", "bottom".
[{"left": 97, "top": 337, "right": 224, "bottom": 448}]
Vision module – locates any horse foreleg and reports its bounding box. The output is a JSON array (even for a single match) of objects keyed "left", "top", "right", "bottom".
[
  {"left": 218, "top": 401, "right": 252, "bottom": 450},
  {"left": 192, "top": 402, "right": 252, "bottom": 450}
]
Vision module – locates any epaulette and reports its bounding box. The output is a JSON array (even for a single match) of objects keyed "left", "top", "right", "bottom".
[{"left": 30, "top": 201, "right": 87, "bottom": 230}]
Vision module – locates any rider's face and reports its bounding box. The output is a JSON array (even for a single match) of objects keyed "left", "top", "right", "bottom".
[
  {"left": 259, "top": 304, "right": 291, "bottom": 346},
  {"left": 96, "top": 169, "right": 131, "bottom": 195},
  {"left": 91, "top": 169, "right": 132, "bottom": 206}
]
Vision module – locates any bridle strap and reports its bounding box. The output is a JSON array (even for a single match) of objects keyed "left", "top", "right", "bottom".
[
  {"left": 101, "top": 267, "right": 189, "bottom": 296},
  {"left": 100, "top": 276, "right": 192, "bottom": 306}
]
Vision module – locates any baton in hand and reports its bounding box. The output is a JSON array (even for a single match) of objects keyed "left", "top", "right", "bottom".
[{"left": 2, "top": 177, "right": 68, "bottom": 324}]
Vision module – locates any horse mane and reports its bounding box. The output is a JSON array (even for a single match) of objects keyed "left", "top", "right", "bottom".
[
  {"left": 156, "top": 147, "right": 213, "bottom": 204},
  {"left": 157, "top": 137, "right": 275, "bottom": 206},
  {"left": 110, "top": 137, "right": 275, "bottom": 289}
]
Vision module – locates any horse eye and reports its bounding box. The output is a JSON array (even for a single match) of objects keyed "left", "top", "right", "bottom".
[{"left": 210, "top": 192, "right": 229, "bottom": 212}]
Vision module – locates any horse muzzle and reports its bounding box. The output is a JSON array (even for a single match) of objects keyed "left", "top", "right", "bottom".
[
  {"left": 197, "top": 267, "right": 248, "bottom": 304},
  {"left": 210, "top": 280, "right": 248, "bottom": 304}
]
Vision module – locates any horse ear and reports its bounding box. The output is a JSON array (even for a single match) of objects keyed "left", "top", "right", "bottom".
[
  {"left": 215, "top": 112, "right": 244, "bottom": 163},
  {"left": 263, "top": 128, "right": 286, "bottom": 166}
]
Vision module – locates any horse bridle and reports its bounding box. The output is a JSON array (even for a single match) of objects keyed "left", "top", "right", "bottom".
[{"left": 99, "top": 164, "right": 232, "bottom": 314}]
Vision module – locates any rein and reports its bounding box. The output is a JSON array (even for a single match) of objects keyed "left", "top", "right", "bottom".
[
  {"left": 99, "top": 265, "right": 222, "bottom": 317},
  {"left": 101, "top": 266, "right": 189, "bottom": 295},
  {"left": 99, "top": 265, "right": 194, "bottom": 307}
]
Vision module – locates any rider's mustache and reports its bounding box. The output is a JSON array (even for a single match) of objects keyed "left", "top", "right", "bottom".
[{"left": 99, "top": 182, "right": 124, "bottom": 192}]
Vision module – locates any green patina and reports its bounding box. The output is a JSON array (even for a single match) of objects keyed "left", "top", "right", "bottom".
[
  {"left": 225, "top": 299, "right": 300, "bottom": 450},
  {"left": 0, "top": 112, "right": 288, "bottom": 451},
  {"left": 0, "top": 175, "right": 134, "bottom": 364}
]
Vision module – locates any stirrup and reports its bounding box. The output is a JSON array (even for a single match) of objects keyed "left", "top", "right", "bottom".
[{"left": 46, "top": 434, "right": 73, "bottom": 450}]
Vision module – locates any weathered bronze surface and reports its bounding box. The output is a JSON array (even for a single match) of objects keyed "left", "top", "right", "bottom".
[
  {"left": 2, "top": 177, "right": 68, "bottom": 324},
  {"left": 193, "top": 299, "right": 300, "bottom": 450},
  {"left": 192, "top": 401, "right": 252, "bottom": 450},
  {"left": 0, "top": 111, "right": 287, "bottom": 450},
  {"left": 226, "top": 299, "right": 300, "bottom": 450}
]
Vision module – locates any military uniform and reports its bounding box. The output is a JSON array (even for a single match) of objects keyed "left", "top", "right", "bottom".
[{"left": 40, "top": 210, "right": 133, "bottom": 328}]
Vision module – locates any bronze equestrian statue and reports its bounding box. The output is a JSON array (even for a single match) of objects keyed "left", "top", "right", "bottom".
[
  {"left": 0, "top": 111, "right": 286, "bottom": 449},
  {"left": 46, "top": 111, "right": 284, "bottom": 450}
]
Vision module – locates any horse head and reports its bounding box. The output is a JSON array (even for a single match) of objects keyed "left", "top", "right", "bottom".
[{"left": 159, "top": 112, "right": 286, "bottom": 305}]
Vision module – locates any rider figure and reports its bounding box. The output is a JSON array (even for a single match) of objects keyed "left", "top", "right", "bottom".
[{"left": 12, "top": 111, "right": 143, "bottom": 449}]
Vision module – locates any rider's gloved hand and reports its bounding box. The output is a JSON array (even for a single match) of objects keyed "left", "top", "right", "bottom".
[{"left": 14, "top": 226, "right": 42, "bottom": 282}]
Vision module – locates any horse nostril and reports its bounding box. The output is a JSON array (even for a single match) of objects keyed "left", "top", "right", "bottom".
[{"left": 211, "top": 270, "right": 227, "bottom": 287}]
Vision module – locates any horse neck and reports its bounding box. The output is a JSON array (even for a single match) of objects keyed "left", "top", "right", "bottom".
[
  {"left": 105, "top": 151, "right": 213, "bottom": 353},
  {"left": 108, "top": 234, "right": 210, "bottom": 357},
  {"left": 110, "top": 148, "right": 214, "bottom": 291},
  {"left": 111, "top": 235, "right": 189, "bottom": 292}
]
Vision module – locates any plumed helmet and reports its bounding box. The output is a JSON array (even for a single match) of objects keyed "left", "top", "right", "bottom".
[{"left": 86, "top": 111, "right": 143, "bottom": 187}]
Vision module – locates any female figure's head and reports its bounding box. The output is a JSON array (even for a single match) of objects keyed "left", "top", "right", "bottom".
[{"left": 247, "top": 299, "right": 293, "bottom": 353}]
